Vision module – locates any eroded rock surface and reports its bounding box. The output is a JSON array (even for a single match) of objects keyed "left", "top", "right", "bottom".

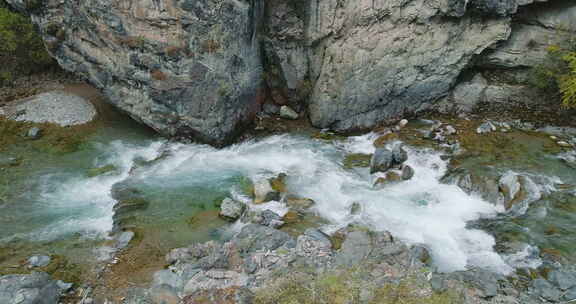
[{"left": 6, "top": 0, "right": 576, "bottom": 145}]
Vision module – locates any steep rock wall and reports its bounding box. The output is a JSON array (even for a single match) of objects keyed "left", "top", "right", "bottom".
[
  {"left": 8, "top": 0, "right": 265, "bottom": 146},
  {"left": 6, "top": 0, "right": 576, "bottom": 144}
]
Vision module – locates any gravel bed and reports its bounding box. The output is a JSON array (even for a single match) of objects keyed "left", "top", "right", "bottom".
[{"left": 1, "top": 91, "right": 97, "bottom": 126}]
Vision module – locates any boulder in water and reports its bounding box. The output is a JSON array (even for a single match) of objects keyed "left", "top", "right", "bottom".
[
  {"left": 370, "top": 148, "right": 394, "bottom": 174},
  {"left": 285, "top": 196, "right": 315, "bottom": 213},
  {"left": 250, "top": 209, "right": 284, "bottom": 228},
  {"left": 391, "top": 145, "right": 408, "bottom": 166},
  {"left": 374, "top": 171, "right": 403, "bottom": 188},
  {"left": 253, "top": 179, "right": 280, "bottom": 204},
  {"left": 219, "top": 198, "right": 245, "bottom": 221},
  {"left": 401, "top": 165, "right": 415, "bottom": 180}
]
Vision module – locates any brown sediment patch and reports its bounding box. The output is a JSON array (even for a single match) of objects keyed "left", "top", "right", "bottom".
[{"left": 92, "top": 228, "right": 169, "bottom": 303}]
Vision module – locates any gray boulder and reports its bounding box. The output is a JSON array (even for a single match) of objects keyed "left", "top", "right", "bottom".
[
  {"left": 401, "top": 165, "right": 415, "bottom": 180},
  {"left": 548, "top": 270, "right": 576, "bottom": 291},
  {"left": 335, "top": 230, "right": 372, "bottom": 267},
  {"left": 235, "top": 224, "right": 295, "bottom": 255},
  {"left": 391, "top": 145, "right": 408, "bottom": 166},
  {"left": 532, "top": 278, "right": 562, "bottom": 302},
  {"left": 0, "top": 272, "right": 61, "bottom": 304},
  {"left": 219, "top": 198, "right": 245, "bottom": 221},
  {"left": 251, "top": 210, "right": 284, "bottom": 228},
  {"left": 370, "top": 148, "right": 394, "bottom": 174}
]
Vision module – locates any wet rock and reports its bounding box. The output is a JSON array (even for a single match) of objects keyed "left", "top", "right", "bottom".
[
  {"left": 398, "top": 119, "right": 409, "bottom": 128},
  {"left": 219, "top": 198, "right": 245, "bottom": 221},
  {"left": 349, "top": 202, "right": 361, "bottom": 215},
  {"left": 373, "top": 132, "right": 399, "bottom": 148},
  {"left": 401, "top": 165, "right": 415, "bottom": 180},
  {"left": 343, "top": 153, "right": 372, "bottom": 169},
  {"left": 370, "top": 148, "right": 394, "bottom": 174},
  {"left": 285, "top": 197, "right": 315, "bottom": 213},
  {"left": 26, "top": 127, "right": 42, "bottom": 139},
  {"left": 374, "top": 171, "right": 403, "bottom": 188},
  {"left": 531, "top": 278, "right": 562, "bottom": 302},
  {"left": 441, "top": 168, "right": 504, "bottom": 206},
  {"left": 391, "top": 145, "right": 408, "bottom": 166},
  {"left": 253, "top": 179, "right": 280, "bottom": 204},
  {"left": 115, "top": 231, "right": 134, "bottom": 250},
  {"left": 251, "top": 210, "right": 284, "bottom": 228},
  {"left": 279, "top": 106, "right": 299, "bottom": 120},
  {"left": 0, "top": 272, "right": 62, "bottom": 304},
  {"left": 547, "top": 270, "right": 576, "bottom": 291},
  {"left": 27, "top": 255, "right": 51, "bottom": 268},
  {"left": 557, "top": 141, "right": 572, "bottom": 148},
  {"left": 86, "top": 164, "right": 117, "bottom": 178},
  {"left": 269, "top": 173, "right": 288, "bottom": 193},
  {"left": 477, "top": 121, "right": 496, "bottom": 134}
]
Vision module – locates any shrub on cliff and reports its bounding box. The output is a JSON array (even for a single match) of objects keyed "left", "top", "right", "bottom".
[
  {"left": 0, "top": 1, "right": 54, "bottom": 85},
  {"left": 532, "top": 30, "right": 576, "bottom": 108}
]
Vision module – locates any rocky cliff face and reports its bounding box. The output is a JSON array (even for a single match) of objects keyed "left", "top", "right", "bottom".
[{"left": 6, "top": 0, "right": 576, "bottom": 144}]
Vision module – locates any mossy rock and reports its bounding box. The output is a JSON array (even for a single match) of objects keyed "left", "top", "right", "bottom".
[
  {"left": 343, "top": 153, "right": 371, "bottom": 169},
  {"left": 373, "top": 171, "right": 402, "bottom": 188},
  {"left": 373, "top": 132, "right": 399, "bottom": 148},
  {"left": 86, "top": 164, "right": 117, "bottom": 177},
  {"left": 270, "top": 173, "right": 288, "bottom": 193}
]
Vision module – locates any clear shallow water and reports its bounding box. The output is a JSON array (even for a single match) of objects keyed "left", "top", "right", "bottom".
[{"left": 1, "top": 119, "right": 576, "bottom": 277}]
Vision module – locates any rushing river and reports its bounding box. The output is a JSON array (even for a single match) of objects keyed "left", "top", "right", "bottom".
[{"left": 1, "top": 114, "right": 576, "bottom": 283}]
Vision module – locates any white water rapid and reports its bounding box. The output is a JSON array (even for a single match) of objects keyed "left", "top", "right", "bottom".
[{"left": 14, "top": 133, "right": 516, "bottom": 274}]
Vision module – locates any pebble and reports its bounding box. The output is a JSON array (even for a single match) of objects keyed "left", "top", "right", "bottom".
[
  {"left": 398, "top": 119, "right": 408, "bottom": 128},
  {"left": 557, "top": 141, "right": 572, "bottom": 148},
  {"left": 550, "top": 136, "right": 558, "bottom": 140}
]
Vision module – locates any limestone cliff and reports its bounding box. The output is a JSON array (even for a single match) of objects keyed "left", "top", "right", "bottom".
[{"left": 5, "top": 0, "right": 576, "bottom": 144}]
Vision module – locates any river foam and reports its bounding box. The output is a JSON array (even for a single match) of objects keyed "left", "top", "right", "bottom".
[{"left": 15, "top": 133, "right": 515, "bottom": 273}]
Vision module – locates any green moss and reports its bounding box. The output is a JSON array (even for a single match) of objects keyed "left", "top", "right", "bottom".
[
  {"left": 86, "top": 164, "right": 117, "bottom": 177},
  {"left": 0, "top": 117, "right": 97, "bottom": 154},
  {"left": 343, "top": 153, "right": 371, "bottom": 169},
  {"left": 254, "top": 268, "right": 460, "bottom": 304}
]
